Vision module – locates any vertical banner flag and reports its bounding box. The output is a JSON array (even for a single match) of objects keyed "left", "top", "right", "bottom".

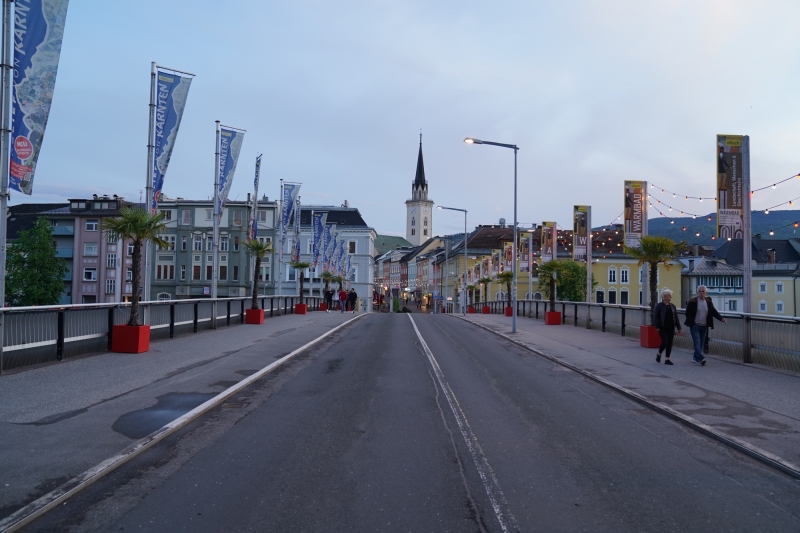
[
  {"left": 291, "top": 197, "right": 301, "bottom": 262},
  {"left": 150, "top": 69, "right": 193, "bottom": 212},
  {"left": 518, "top": 233, "right": 530, "bottom": 273},
  {"left": 10, "top": 0, "right": 70, "bottom": 194},
  {"left": 249, "top": 155, "right": 262, "bottom": 239},
  {"left": 323, "top": 224, "right": 334, "bottom": 271},
  {"left": 346, "top": 255, "right": 352, "bottom": 282},
  {"left": 573, "top": 206, "right": 590, "bottom": 262},
  {"left": 482, "top": 256, "right": 489, "bottom": 278},
  {"left": 503, "top": 242, "right": 513, "bottom": 272},
  {"left": 492, "top": 250, "right": 500, "bottom": 275},
  {"left": 216, "top": 126, "right": 245, "bottom": 219},
  {"left": 716, "top": 135, "right": 745, "bottom": 239},
  {"left": 312, "top": 212, "right": 324, "bottom": 268},
  {"left": 540, "top": 222, "right": 557, "bottom": 263},
  {"left": 623, "top": 181, "right": 648, "bottom": 247},
  {"left": 280, "top": 183, "right": 300, "bottom": 245}
]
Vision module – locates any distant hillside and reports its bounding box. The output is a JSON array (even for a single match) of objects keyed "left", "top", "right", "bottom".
[{"left": 646, "top": 210, "right": 800, "bottom": 246}]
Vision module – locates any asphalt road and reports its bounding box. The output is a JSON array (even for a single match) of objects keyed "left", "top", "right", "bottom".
[{"left": 25, "top": 313, "right": 800, "bottom": 532}]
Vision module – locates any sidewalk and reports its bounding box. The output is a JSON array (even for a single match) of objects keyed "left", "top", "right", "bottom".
[
  {"left": 0, "top": 311, "right": 360, "bottom": 523},
  {"left": 455, "top": 313, "right": 800, "bottom": 477}
]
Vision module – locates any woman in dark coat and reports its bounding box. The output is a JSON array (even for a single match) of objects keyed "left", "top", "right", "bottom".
[{"left": 653, "top": 289, "right": 681, "bottom": 365}]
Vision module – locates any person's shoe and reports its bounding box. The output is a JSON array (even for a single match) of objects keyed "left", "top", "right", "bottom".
[
  {"left": 693, "top": 357, "right": 706, "bottom": 365},
  {"left": 656, "top": 352, "right": 661, "bottom": 363},
  {"left": 664, "top": 359, "right": 673, "bottom": 365},
  {"left": 701, "top": 359, "right": 706, "bottom": 366}
]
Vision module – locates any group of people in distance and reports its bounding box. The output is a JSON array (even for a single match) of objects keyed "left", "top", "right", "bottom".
[{"left": 324, "top": 287, "right": 359, "bottom": 314}]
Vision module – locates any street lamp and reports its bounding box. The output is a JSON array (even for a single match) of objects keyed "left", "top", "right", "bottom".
[
  {"left": 464, "top": 137, "right": 519, "bottom": 332},
  {"left": 438, "top": 206, "right": 468, "bottom": 315}
]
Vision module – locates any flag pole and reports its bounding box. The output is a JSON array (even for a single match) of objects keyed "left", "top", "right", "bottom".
[
  {"left": 277, "top": 179, "right": 283, "bottom": 297},
  {"left": 212, "top": 121, "right": 220, "bottom": 326},
  {"left": 142, "top": 61, "right": 156, "bottom": 314},
  {"left": 0, "top": 0, "right": 13, "bottom": 374}
]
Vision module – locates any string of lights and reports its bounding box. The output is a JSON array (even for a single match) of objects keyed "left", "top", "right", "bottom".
[
  {"left": 762, "top": 194, "right": 800, "bottom": 213},
  {"left": 648, "top": 171, "right": 800, "bottom": 207}
]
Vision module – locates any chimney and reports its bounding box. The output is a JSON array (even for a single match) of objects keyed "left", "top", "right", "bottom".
[
  {"left": 688, "top": 259, "right": 695, "bottom": 271},
  {"left": 499, "top": 218, "right": 506, "bottom": 227},
  {"left": 692, "top": 244, "right": 699, "bottom": 256},
  {"left": 247, "top": 193, "right": 250, "bottom": 202},
  {"left": 767, "top": 249, "right": 776, "bottom": 264}
]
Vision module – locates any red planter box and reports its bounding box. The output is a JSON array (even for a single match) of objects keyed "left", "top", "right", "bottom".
[
  {"left": 320, "top": 302, "right": 328, "bottom": 312},
  {"left": 468, "top": 307, "right": 476, "bottom": 314},
  {"left": 245, "top": 308, "right": 264, "bottom": 324},
  {"left": 504, "top": 307, "right": 513, "bottom": 317},
  {"left": 295, "top": 303, "right": 308, "bottom": 315},
  {"left": 482, "top": 306, "right": 491, "bottom": 314},
  {"left": 544, "top": 311, "right": 562, "bottom": 325},
  {"left": 640, "top": 325, "right": 661, "bottom": 348},
  {"left": 111, "top": 325, "right": 150, "bottom": 353}
]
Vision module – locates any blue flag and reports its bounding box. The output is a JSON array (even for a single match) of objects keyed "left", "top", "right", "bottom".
[
  {"left": 9, "top": 0, "right": 70, "bottom": 195},
  {"left": 312, "top": 212, "right": 324, "bottom": 268},
  {"left": 281, "top": 183, "right": 300, "bottom": 245},
  {"left": 216, "top": 126, "right": 245, "bottom": 219},
  {"left": 150, "top": 68, "right": 192, "bottom": 212},
  {"left": 292, "top": 197, "right": 301, "bottom": 262},
  {"left": 249, "top": 155, "right": 261, "bottom": 239}
]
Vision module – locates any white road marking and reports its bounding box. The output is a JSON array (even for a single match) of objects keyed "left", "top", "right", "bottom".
[{"left": 408, "top": 315, "right": 519, "bottom": 533}]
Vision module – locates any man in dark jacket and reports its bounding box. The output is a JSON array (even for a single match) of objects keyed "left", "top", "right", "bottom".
[
  {"left": 684, "top": 285, "right": 727, "bottom": 365},
  {"left": 347, "top": 288, "right": 358, "bottom": 313}
]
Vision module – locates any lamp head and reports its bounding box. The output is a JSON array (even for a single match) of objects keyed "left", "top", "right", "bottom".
[{"left": 464, "top": 137, "right": 483, "bottom": 144}]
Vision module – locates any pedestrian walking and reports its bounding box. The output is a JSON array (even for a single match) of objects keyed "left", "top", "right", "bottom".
[
  {"left": 684, "top": 285, "right": 727, "bottom": 366},
  {"left": 347, "top": 288, "right": 358, "bottom": 314},
  {"left": 338, "top": 288, "right": 347, "bottom": 313},
  {"left": 324, "top": 288, "right": 334, "bottom": 313},
  {"left": 653, "top": 289, "right": 680, "bottom": 365}
]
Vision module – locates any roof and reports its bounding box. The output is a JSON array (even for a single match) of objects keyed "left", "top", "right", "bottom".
[
  {"left": 299, "top": 207, "right": 369, "bottom": 228},
  {"left": 7, "top": 203, "right": 70, "bottom": 239},
  {"left": 712, "top": 237, "right": 800, "bottom": 265},
  {"left": 683, "top": 256, "right": 743, "bottom": 276},
  {"left": 374, "top": 234, "right": 413, "bottom": 255}
]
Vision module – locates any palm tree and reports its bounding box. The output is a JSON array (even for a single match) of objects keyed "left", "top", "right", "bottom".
[
  {"left": 290, "top": 261, "right": 311, "bottom": 305},
  {"left": 496, "top": 271, "right": 514, "bottom": 309},
  {"left": 466, "top": 284, "right": 476, "bottom": 306},
  {"left": 537, "top": 260, "right": 563, "bottom": 312},
  {"left": 101, "top": 207, "right": 169, "bottom": 326},
  {"left": 333, "top": 275, "right": 344, "bottom": 291},
  {"left": 624, "top": 235, "right": 686, "bottom": 323},
  {"left": 479, "top": 276, "right": 492, "bottom": 305},
  {"left": 321, "top": 271, "right": 333, "bottom": 292},
  {"left": 243, "top": 238, "right": 273, "bottom": 310}
]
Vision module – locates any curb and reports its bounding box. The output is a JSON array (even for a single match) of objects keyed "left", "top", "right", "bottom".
[
  {"left": 454, "top": 315, "right": 800, "bottom": 480},
  {"left": 0, "top": 314, "right": 368, "bottom": 533}
]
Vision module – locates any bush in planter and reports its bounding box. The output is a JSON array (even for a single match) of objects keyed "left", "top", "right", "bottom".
[
  {"left": 495, "top": 271, "right": 514, "bottom": 311},
  {"left": 243, "top": 238, "right": 273, "bottom": 321},
  {"left": 290, "top": 260, "right": 311, "bottom": 312}
]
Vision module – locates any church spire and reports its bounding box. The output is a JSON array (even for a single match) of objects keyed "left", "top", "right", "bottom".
[{"left": 414, "top": 132, "right": 426, "bottom": 189}]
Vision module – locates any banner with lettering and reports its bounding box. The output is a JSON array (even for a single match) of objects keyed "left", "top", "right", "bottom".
[
  {"left": 249, "top": 155, "right": 261, "bottom": 239},
  {"left": 312, "top": 212, "right": 324, "bottom": 268},
  {"left": 280, "top": 183, "right": 300, "bottom": 245},
  {"left": 10, "top": 0, "right": 71, "bottom": 194},
  {"left": 716, "top": 135, "right": 745, "bottom": 239},
  {"left": 291, "top": 197, "right": 301, "bottom": 262},
  {"left": 216, "top": 126, "right": 245, "bottom": 219},
  {"left": 623, "top": 181, "right": 647, "bottom": 247},
  {"left": 540, "top": 221, "right": 557, "bottom": 263},
  {"left": 573, "top": 206, "right": 590, "bottom": 262}
]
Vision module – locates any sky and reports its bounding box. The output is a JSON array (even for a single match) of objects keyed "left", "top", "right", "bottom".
[{"left": 11, "top": 0, "right": 800, "bottom": 237}]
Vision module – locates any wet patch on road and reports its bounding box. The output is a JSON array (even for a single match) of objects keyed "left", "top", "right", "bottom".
[
  {"left": 236, "top": 369, "right": 259, "bottom": 376},
  {"left": 22, "top": 407, "right": 88, "bottom": 426},
  {"left": 325, "top": 358, "right": 344, "bottom": 374},
  {"left": 112, "top": 392, "right": 217, "bottom": 439},
  {"left": 210, "top": 380, "right": 239, "bottom": 388}
]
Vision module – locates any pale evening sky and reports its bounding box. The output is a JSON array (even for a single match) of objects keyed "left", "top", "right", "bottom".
[{"left": 10, "top": 0, "right": 800, "bottom": 237}]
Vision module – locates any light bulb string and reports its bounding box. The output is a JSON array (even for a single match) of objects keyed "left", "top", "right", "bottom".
[{"left": 649, "top": 172, "right": 800, "bottom": 202}]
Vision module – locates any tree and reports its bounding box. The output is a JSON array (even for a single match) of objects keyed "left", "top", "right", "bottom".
[
  {"left": 332, "top": 275, "right": 344, "bottom": 291},
  {"left": 5, "top": 217, "right": 68, "bottom": 306},
  {"left": 321, "top": 271, "right": 333, "bottom": 292},
  {"left": 624, "top": 235, "right": 685, "bottom": 324},
  {"left": 537, "top": 260, "right": 597, "bottom": 311},
  {"left": 479, "top": 276, "right": 492, "bottom": 305},
  {"left": 101, "top": 208, "right": 169, "bottom": 326},
  {"left": 242, "top": 238, "right": 273, "bottom": 310},
  {"left": 291, "top": 261, "right": 311, "bottom": 305},
  {"left": 466, "top": 284, "right": 476, "bottom": 306},
  {"left": 496, "top": 271, "right": 514, "bottom": 309}
]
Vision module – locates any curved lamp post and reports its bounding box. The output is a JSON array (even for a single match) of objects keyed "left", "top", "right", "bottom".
[
  {"left": 438, "top": 205, "right": 468, "bottom": 315},
  {"left": 464, "top": 137, "right": 519, "bottom": 332}
]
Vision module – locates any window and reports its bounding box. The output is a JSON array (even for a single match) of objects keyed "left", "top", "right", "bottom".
[
  {"left": 180, "top": 210, "right": 192, "bottom": 225},
  {"left": 206, "top": 265, "right": 213, "bottom": 280},
  {"left": 207, "top": 236, "right": 214, "bottom": 251},
  {"left": 608, "top": 289, "right": 617, "bottom": 304},
  {"left": 349, "top": 241, "right": 356, "bottom": 254},
  {"left": 107, "top": 232, "right": 117, "bottom": 243},
  {"left": 220, "top": 236, "right": 229, "bottom": 251},
  {"left": 259, "top": 266, "right": 270, "bottom": 281},
  {"left": 85, "top": 219, "right": 98, "bottom": 231},
  {"left": 258, "top": 210, "right": 267, "bottom": 222},
  {"left": 350, "top": 265, "right": 358, "bottom": 282},
  {"left": 157, "top": 292, "right": 171, "bottom": 301},
  {"left": 776, "top": 301, "right": 784, "bottom": 313},
  {"left": 126, "top": 268, "right": 133, "bottom": 281},
  {"left": 193, "top": 235, "right": 202, "bottom": 251},
  {"left": 620, "top": 290, "right": 629, "bottom": 305},
  {"left": 107, "top": 253, "right": 117, "bottom": 268},
  {"left": 776, "top": 282, "right": 784, "bottom": 293},
  {"left": 233, "top": 236, "right": 240, "bottom": 251},
  {"left": 759, "top": 282, "right": 767, "bottom": 293},
  {"left": 728, "top": 300, "right": 737, "bottom": 311},
  {"left": 288, "top": 268, "right": 296, "bottom": 281},
  {"left": 423, "top": 229, "right": 427, "bottom": 236},
  {"left": 181, "top": 236, "right": 187, "bottom": 251},
  {"left": 84, "top": 242, "right": 98, "bottom": 256},
  {"left": 595, "top": 289, "right": 605, "bottom": 303},
  {"left": 106, "top": 279, "right": 116, "bottom": 294},
  {"left": 759, "top": 301, "right": 767, "bottom": 312},
  {"left": 233, "top": 265, "right": 239, "bottom": 281},
  {"left": 620, "top": 268, "right": 629, "bottom": 284},
  {"left": 220, "top": 254, "right": 227, "bottom": 263},
  {"left": 205, "top": 209, "right": 213, "bottom": 221},
  {"left": 160, "top": 235, "right": 176, "bottom": 250},
  {"left": 193, "top": 254, "right": 201, "bottom": 263},
  {"left": 82, "top": 295, "right": 96, "bottom": 304},
  {"left": 608, "top": 267, "right": 617, "bottom": 284},
  {"left": 219, "top": 265, "right": 227, "bottom": 281},
  {"left": 411, "top": 228, "right": 415, "bottom": 236},
  {"left": 127, "top": 242, "right": 134, "bottom": 256},
  {"left": 193, "top": 265, "right": 201, "bottom": 280},
  {"left": 181, "top": 265, "right": 186, "bottom": 280},
  {"left": 156, "top": 264, "right": 174, "bottom": 280},
  {"left": 411, "top": 217, "right": 416, "bottom": 227},
  {"left": 233, "top": 210, "right": 243, "bottom": 226},
  {"left": 83, "top": 268, "right": 97, "bottom": 281},
  {"left": 159, "top": 209, "right": 172, "bottom": 221}
]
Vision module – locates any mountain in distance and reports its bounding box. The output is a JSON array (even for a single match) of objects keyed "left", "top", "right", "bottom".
[{"left": 645, "top": 209, "right": 800, "bottom": 246}]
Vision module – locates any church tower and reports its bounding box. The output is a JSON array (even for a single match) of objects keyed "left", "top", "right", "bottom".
[{"left": 405, "top": 135, "right": 434, "bottom": 246}]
